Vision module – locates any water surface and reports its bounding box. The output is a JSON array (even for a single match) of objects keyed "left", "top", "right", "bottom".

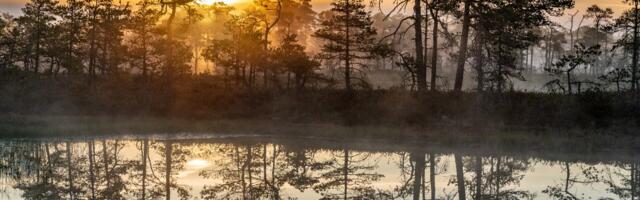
[{"left": 0, "top": 135, "right": 638, "bottom": 200}]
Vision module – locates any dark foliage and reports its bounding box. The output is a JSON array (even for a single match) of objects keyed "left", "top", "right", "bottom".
[{"left": 2, "top": 71, "right": 639, "bottom": 129}]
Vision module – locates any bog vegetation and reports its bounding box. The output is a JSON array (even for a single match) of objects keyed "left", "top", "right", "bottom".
[{"left": 2, "top": 0, "right": 640, "bottom": 128}]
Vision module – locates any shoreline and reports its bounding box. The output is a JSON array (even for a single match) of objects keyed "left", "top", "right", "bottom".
[
  {"left": 1, "top": 115, "right": 639, "bottom": 153},
  {"left": 1, "top": 115, "right": 640, "bottom": 164}
]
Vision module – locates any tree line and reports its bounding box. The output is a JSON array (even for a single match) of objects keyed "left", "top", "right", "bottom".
[
  {"left": 0, "top": 0, "right": 323, "bottom": 92},
  {"left": 2, "top": 0, "right": 640, "bottom": 93},
  {"left": 3, "top": 0, "right": 640, "bottom": 122}
]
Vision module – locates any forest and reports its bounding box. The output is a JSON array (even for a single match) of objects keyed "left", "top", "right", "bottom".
[{"left": 2, "top": 0, "right": 640, "bottom": 129}]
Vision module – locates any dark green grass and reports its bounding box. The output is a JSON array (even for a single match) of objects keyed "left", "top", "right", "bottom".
[{"left": 2, "top": 73, "right": 640, "bottom": 131}]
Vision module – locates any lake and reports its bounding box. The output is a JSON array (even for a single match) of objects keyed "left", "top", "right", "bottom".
[{"left": 0, "top": 134, "right": 638, "bottom": 200}]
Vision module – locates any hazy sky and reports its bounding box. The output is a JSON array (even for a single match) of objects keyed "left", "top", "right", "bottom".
[{"left": 0, "top": 0, "right": 633, "bottom": 21}]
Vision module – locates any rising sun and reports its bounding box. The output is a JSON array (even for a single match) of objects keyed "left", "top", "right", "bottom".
[{"left": 198, "top": 0, "right": 237, "bottom": 5}]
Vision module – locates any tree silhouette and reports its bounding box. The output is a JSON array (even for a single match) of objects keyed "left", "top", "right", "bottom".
[
  {"left": 149, "top": 141, "right": 192, "bottom": 200},
  {"left": 17, "top": 0, "right": 57, "bottom": 74},
  {"left": 202, "top": 15, "right": 266, "bottom": 87},
  {"left": 313, "top": 149, "right": 385, "bottom": 199},
  {"left": 128, "top": 0, "right": 161, "bottom": 81},
  {"left": 468, "top": 156, "right": 533, "bottom": 200},
  {"left": 274, "top": 0, "right": 315, "bottom": 46},
  {"left": 200, "top": 144, "right": 270, "bottom": 199},
  {"left": 545, "top": 44, "right": 601, "bottom": 94},
  {"left": 600, "top": 68, "right": 632, "bottom": 92},
  {"left": 543, "top": 161, "right": 602, "bottom": 200},
  {"left": 272, "top": 34, "right": 321, "bottom": 90},
  {"left": 603, "top": 162, "right": 640, "bottom": 200},
  {"left": 453, "top": 0, "right": 471, "bottom": 92},
  {"left": 314, "top": 0, "right": 377, "bottom": 90},
  {"left": 474, "top": 0, "right": 573, "bottom": 92}
]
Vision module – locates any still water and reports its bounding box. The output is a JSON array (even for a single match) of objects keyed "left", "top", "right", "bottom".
[{"left": 0, "top": 135, "right": 638, "bottom": 200}]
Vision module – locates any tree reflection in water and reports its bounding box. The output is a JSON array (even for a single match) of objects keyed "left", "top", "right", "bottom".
[{"left": 0, "top": 137, "right": 638, "bottom": 200}]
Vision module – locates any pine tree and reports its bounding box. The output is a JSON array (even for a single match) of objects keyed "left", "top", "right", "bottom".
[
  {"left": 314, "top": 0, "right": 376, "bottom": 90},
  {"left": 203, "top": 16, "right": 265, "bottom": 87},
  {"left": 17, "top": 0, "right": 57, "bottom": 73},
  {"left": 473, "top": 0, "right": 573, "bottom": 92},
  {"left": 272, "top": 34, "right": 320, "bottom": 90},
  {"left": 56, "top": 0, "right": 86, "bottom": 74},
  {"left": 95, "top": 0, "right": 131, "bottom": 75},
  {"left": 275, "top": 0, "right": 316, "bottom": 47},
  {"left": 128, "top": 0, "right": 160, "bottom": 80},
  {"left": 620, "top": 0, "right": 640, "bottom": 91}
]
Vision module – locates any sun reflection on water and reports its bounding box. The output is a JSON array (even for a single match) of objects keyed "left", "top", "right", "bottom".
[{"left": 186, "top": 159, "right": 210, "bottom": 169}]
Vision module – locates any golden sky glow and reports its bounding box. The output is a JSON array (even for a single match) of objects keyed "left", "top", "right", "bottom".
[
  {"left": 0, "top": 0, "right": 25, "bottom": 6},
  {"left": 576, "top": 0, "right": 632, "bottom": 13}
]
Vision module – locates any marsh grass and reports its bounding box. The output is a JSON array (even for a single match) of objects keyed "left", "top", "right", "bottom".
[{"left": 3, "top": 74, "right": 640, "bottom": 129}]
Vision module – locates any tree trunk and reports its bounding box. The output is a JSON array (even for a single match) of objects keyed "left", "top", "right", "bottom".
[
  {"left": 530, "top": 46, "right": 534, "bottom": 72},
  {"left": 454, "top": 0, "right": 472, "bottom": 92},
  {"left": 430, "top": 9, "right": 439, "bottom": 92},
  {"left": 475, "top": 157, "right": 482, "bottom": 200},
  {"left": 194, "top": 46, "right": 199, "bottom": 75},
  {"left": 567, "top": 71, "right": 572, "bottom": 94},
  {"left": 495, "top": 158, "right": 501, "bottom": 198},
  {"left": 142, "top": 138, "right": 148, "bottom": 200},
  {"left": 263, "top": 0, "right": 281, "bottom": 89},
  {"left": 103, "top": 141, "right": 110, "bottom": 189},
  {"left": 45, "top": 144, "right": 52, "bottom": 183},
  {"left": 412, "top": 152, "right": 425, "bottom": 200},
  {"left": 564, "top": 162, "right": 570, "bottom": 193},
  {"left": 345, "top": 0, "right": 352, "bottom": 91},
  {"left": 430, "top": 154, "right": 436, "bottom": 200},
  {"left": 166, "top": 2, "right": 177, "bottom": 79},
  {"left": 263, "top": 144, "right": 268, "bottom": 191},
  {"left": 248, "top": 147, "right": 253, "bottom": 199},
  {"left": 165, "top": 141, "right": 172, "bottom": 200},
  {"left": 344, "top": 149, "right": 349, "bottom": 200},
  {"left": 67, "top": 142, "right": 74, "bottom": 200},
  {"left": 271, "top": 145, "right": 279, "bottom": 198},
  {"left": 89, "top": 2, "right": 98, "bottom": 80},
  {"left": 414, "top": 0, "right": 426, "bottom": 91},
  {"left": 632, "top": 0, "right": 639, "bottom": 92},
  {"left": 424, "top": 5, "right": 429, "bottom": 71},
  {"left": 422, "top": 166, "right": 426, "bottom": 200},
  {"left": 89, "top": 141, "right": 96, "bottom": 200},
  {"left": 632, "top": 163, "right": 637, "bottom": 200},
  {"left": 239, "top": 147, "right": 247, "bottom": 200},
  {"left": 474, "top": 21, "right": 485, "bottom": 92},
  {"left": 34, "top": 5, "right": 41, "bottom": 74},
  {"left": 545, "top": 31, "right": 550, "bottom": 69},
  {"left": 455, "top": 154, "right": 466, "bottom": 200},
  {"left": 142, "top": 29, "right": 148, "bottom": 80},
  {"left": 570, "top": 12, "right": 576, "bottom": 52}
]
